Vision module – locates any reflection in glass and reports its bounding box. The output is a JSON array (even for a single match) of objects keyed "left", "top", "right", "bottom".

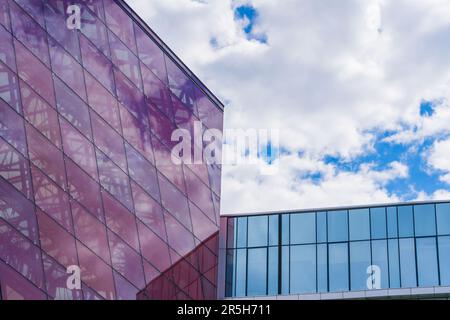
[
  {"left": 349, "top": 209, "right": 370, "bottom": 241},
  {"left": 328, "top": 210, "right": 348, "bottom": 242},
  {"left": 329, "top": 243, "right": 349, "bottom": 292},
  {"left": 317, "top": 244, "right": 328, "bottom": 292},
  {"left": 235, "top": 249, "right": 246, "bottom": 297},
  {"left": 290, "top": 245, "right": 316, "bottom": 294},
  {"left": 268, "top": 247, "right": 278, "bottom": 295},
  {"left": 388, "top": 239, "right": 400, "bottom": 288},
  {"left": 248, "top": 216, "right": 268, "bottom": 247},
  {"left": 436, "top": 203, "right": 450, "bottom": 235},
  {"left": 438, "top": 236, "right": 450, "bottom": 285},
  {"left": 317, "top": 212, "right": 327, "bottom": 243},
  {"left": 414, "top": 204, "right": 436, "bottom": 237},
  {"left": 416, "top": 237, "right": 439, "bottom": 287},
  {"left": 350, "top": 241, "right": 371, "bottom": 291},
  {"left": 247, "top": 248, "right": 267, "bottom": 296},
  {"left": 290, "top": 212, "right": 315, "bottom": 244},
  {"left": 371, "top": 240, "right": 389, "bottom": 289},
  {"left": 399, "top": 238, "right": 416, "bottom": 288},
  {"left": 387, "top": 207, "right": 398, "bottom": 238},
  {"left": 269, "top": 215, "right": 279, "bottom": 246},
  {"left": 398, "top": 206, "right": 414, "bottom": 237},
  {"left": 371, "top": 207, "right": 387, "bottom": 239},
  {"left": 236, "top": 217, "right": 247, "bottom": 248}
]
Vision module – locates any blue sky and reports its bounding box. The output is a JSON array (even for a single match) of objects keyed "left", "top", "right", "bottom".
[{"left": 128, "top": 0, "right": 450, "bottom": 214}]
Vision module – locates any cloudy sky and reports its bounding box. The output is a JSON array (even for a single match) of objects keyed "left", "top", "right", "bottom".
[{"left": 126, "top": 0, "right": 450, "bottom": 214}]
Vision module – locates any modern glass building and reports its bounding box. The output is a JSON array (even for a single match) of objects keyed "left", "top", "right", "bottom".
[
  {"left": 0, "top": 0, "right": 223, "bottom": 300},
  {"left": 218, "top": 201, "right": 450, "bottom": 299}
]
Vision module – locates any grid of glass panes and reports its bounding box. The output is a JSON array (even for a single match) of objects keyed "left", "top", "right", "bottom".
[
  {"left": 225, "top": 202, "right": 450, "bottom": 297},
  {"left": 0, "top": 0, "right": 223, "bottom": 300}
]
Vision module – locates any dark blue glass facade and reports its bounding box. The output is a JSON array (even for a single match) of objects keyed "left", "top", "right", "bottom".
[{"left": 222, "top": 201, "right": 450, "bottom": 298}]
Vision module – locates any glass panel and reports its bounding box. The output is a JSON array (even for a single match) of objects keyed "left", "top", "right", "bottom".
[
  {"left": 103, "top": 190, "right": 139, "bottom": 252},
  {"left": 26, "top": 123, "right": 66, "bottom": 190},
  {"left": 349, "top": 209, "right": 370, "bottom": 241},
  {"left": 0, "top": 138, "right": 32, "bottom": 199},
  {"left": 399, "top": 238, "right": 417, "bottom": 288},
  {"left": 164, "top": 211, "right": 195, "bottom": 257},
  {"left": 290, "top": 212, "right": 315, "bottom": 244},
  {"left": 247, "top": 248, "right": 267, "bottom": 296},
  {"left": 43, "top": 253, "right": 82, "bottom": 300},
  {"left": 49, "top": 38, "right": 86, "bottom": 101},
  {"left": 184, "top": 166, "right": 215, "bottom": 221},
  {"left": 137, "top": 221, "right": 171, "bottom": 272},
  {"left": 10, "top": 1, "right": 49, "bottom": 66},
  {"left": 268, "top": 214, "right": 279, "bottom": 246},
  {"left": 72, "top": 201, "right": 110, "bottom": 263},
  {"left": 131, "top": 181, "right": 166, "bottom": 241},
  {"left": 234, "top": 248, "right": 246, "bottom": 297},
  {"left": 248, "top": 215, "right": 268, "bottom": 247},
  {"left": 96, "top": 149, "right": 133, "bottom": 212},
  {"left": 54, "top": 76, "right": 92, "bottom": 140},
  {"left": 189, "top": 201, "right": 217, "bottom": 242},
  {"left": 104, "top": 0, "right": 137, "bottom": 53},
  {"left": 398, "top": 206, "right": 414, "bottom": 237},
  {"left": 371, "top": 207, "right": 387, "bottom": 239},
  {"left": 0, "top": 0, "right": 11, "bottom": 31},
  {"left": 328, "top": 210, "right": 348, "bottom": 242},
  {"left": 0, "top": 260, "right": 46, "bottom": 300},
  {"left": 416, "top": 237, "right": 439, "bottom": 287},
  {"left": 414, "top": 204, "right": 436, "bottom": 237},
  {"left": 0, "top": 178, "right": 38, "bottom": 244},
  {"left": 20, "top": 80, "right": 61, "bottom": 148},
  {"left": 317, "top": 212, "right": 327, "bottom": 243},
  {"left": 92, "top": 112, "right": 126, "bottom": 171},
  {"left": 438, "top": 236, "right": 450, "bottom": 285},
  {"left": 281, "top": 246, "right": 289, "bottom": 294},
  {"left": 436, "top": 203, "right": 450, "bottom": 235},
  {"left": 0, "top": 25, "right": 16, "bottom": 71},
  {"left": 350, "top": 241, "right": 371, "bottom": 291},
  {"left": 371, "top": 240, "right": 389, "bottom": 289},
  {"left": 268, "top": 246, "right": 278, "bottom": 295},
  {"left": 317, "top": 243, "right": 328, "bottom": 292},
  {"left": 0, "top": 99, "right": 27, "bottom": 156},
  {"left": 236, "top": 216, "right": 247, "bottom": 248},
  {"left": 329, "top": 242, "right": 349, "bottom": 292},
  {"left": 79, "top": 4, "right": 109, "bottom": 57},
  {"left": 60, "top": 118, "right": 98, "bottom": 181},
  {"left": 281, "top": 214, "right": 290, "bottom": 245},
  {"left": 387, "top": 206, "right": 398, "bottom": 238},
  {"left": 290, "top": 244, "right": 316, "bottom": 294},
  {"left": 388, "top": 239, "right": 400, "bottom": 288},
  {"left": 0, "top": 59, "right": 22, "bottom": 113}
]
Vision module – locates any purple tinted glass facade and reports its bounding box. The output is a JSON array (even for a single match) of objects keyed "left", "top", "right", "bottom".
[{"left": 0, "top": 0, "right": 223, "bottom": 300}]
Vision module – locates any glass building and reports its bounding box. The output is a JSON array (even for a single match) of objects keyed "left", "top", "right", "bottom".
[
  {"left": 0, "top": 0, "right": 223, "bottom": 300},
  {"left": 219, "top": 201, "right": 450, "bottom": 299}
]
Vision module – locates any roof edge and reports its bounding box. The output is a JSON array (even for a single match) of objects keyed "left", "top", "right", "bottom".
[
  {"left": 115, "top": 0, "right": 225, "bottom": 111},
  {"left": 221, "top": 198, "right": 450, "bottom": 217}
]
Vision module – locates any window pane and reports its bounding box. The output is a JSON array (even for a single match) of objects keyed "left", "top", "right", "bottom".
[
  {"left": 329, "top": 243, "right": 349, "bottom": 292},
  {"left": 371, "top": 240, "right": 389, "bottom": 289},
  {"left": 290, "top": 245, "right": 316, "bottom": 294},
  {"left": 248, "top": 216, "right": 268, "bottom": 247},
  {"left": 349, "top": 209, "right": 370, "bottom": 241},
  {"left": 281, "top": 214, "right": 289, "bottom": 245},
  {"left": 317, "top": 212, "right": 327, "bottom": 243},
  {"left": 328, "top": 210, "right": 348, "bottom": 242},
  {"left": 317, "top": 244, "right": 328, "bottom": 292},
  {"left": 235, "top": 248, "right": 246, "bottom": 297},
  {"left": 398, "top": 206, "right": 414, "bottom": 237},
  {"left": 281, "top": 246, "right": 289, "bottom": 294},
  {"left": 438, "top": 236, "right": 450, "bottom": 286},
  {"left": 436, "top": 203, "right": 450, "bottom": 235},
  {"left": 387, "top": 207, "right": 398, "bottom": 238},
  {"left": 414, "top": 204, "right": 436, "bottom": 237},
  {"left": 388, "top": 239, "right": 400, "bottom": 288},
  {"left": 247, "top": 248, "right": 267, "bottom": 296},
  {"left": 399, "top": 238, "right": 417, "bottom": 288},
  {"left": 416, "top": 237, "right": 439, "bottom": 287},
  {"left": 290, "top": 212, "right": 316, "bottom": 244},
  {"left": 268, "top": 247, "right": 278, "bottom": 295},
  {"left": 350, "top": 241, "right": 371, "bottom": 291},
  {"left": 268, "top": 215, "right": 279, "bottom": 246},
  {"left": 236, "top": 217, "right": 247, "bottom": 248},
  {"left": 371, "top": 207, "right": 387, "bottom": 239}
]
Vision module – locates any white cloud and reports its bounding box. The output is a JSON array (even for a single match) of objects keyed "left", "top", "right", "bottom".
[
  {"left": 127, "top": 0, "right": 450, "bottom": 213},
  {"left": 427, "top": 138, "right": 450, "bottom": 185}
]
